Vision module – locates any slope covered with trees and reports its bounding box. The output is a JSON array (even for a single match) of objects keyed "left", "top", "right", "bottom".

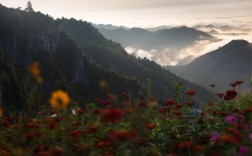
[
  {"left": 57, "top": 18, "right": 213, "bottom": 103},
  {"left": 0, "top": 4, "right": 138, "bottom": 111}
]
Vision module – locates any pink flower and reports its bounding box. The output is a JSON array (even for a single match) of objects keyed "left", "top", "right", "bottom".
[
  {"left": 249, "top": 133, "right": 252, "bottom": 142},
  {"left": 238, "top": 146, "right": 249, "bottom": 156},
  {"left": 225, "top": 115, "right": 236, "bottom": 124},
  {"left": 210, "top": 132, "right": 220, "bottom": 142},
  {"left": 186, "top": 90, "right": 196, "bottom": 96}
]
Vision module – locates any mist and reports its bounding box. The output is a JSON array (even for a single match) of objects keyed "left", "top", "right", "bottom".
[{"left": 125, "top": 26, "right": 252, "bottom": 66}]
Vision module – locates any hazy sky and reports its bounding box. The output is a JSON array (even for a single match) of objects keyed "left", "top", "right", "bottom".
[{"left": 0, "top": 0, "right": 251, "bottom": 28}]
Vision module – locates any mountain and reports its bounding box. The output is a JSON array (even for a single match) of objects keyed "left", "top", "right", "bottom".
[
  {"left": 57, "top": 18, "right": 213, "bottom": 103},
  {"left": 0, "top": 4, "right": 213, "bottom": 111},
  {"left": 92, "top": 23, "right": 129, "bottom": 30},
  {"left": 165, "top": 40, "right": 252, "bottom": 92},
  {"left": 98, "top": 26, "right": 216, "bottom": 51},
  {"left": 0, "top": 4, "right": 138, "bottom": 111}
]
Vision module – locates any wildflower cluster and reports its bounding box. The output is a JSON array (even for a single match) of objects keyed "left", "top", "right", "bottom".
[{"left": 0, "top": 81, "right": 251, "bottom": 156}]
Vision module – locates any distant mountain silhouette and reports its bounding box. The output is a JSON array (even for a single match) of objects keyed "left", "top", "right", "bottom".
[
  {"left": 92, "top": 23, "right": 129, "bottom": 30},
  {"left": 58, "top": 18, "right": 213, "bottom": 103},
  {"left": 165, "top": 40, "right": 252, "bottom": 92},
  {"left": 98, "top": 26, "right": 217, "bottom": 51}
]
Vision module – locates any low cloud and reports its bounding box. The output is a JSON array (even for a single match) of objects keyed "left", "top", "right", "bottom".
[
  {"left": 125, "top": 40, "right": 217, "bottom": 66},
  {"left": 125, "top": 25, "right": 252, "bottom": 66}
]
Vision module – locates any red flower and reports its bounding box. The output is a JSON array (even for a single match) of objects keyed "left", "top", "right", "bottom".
[
  {"left": 100, "top": 108, "right": 125, "bottom": 123},
  {"left": 77, "top": 109, "right": 85, "bottom": 115},
  {"left": 186, "top": 101, "right": 194, "bottom": 106},
  {"left": 124, "top": 108, "right": 135, "bottom": 114},
  {"left": 165, "top": 100, "right": 176, "bottom": 106},
  {"left": 144, "top": 122, "right": 156, "bottom": 130},
  {"left": 25, "top": 122, "right": 37, "bottom": 129},
  {"left": 235, "top": 80, "right": 244, "bottom": 85},
  {"left": 230, "top": 83, "right": 237, "bottom": 88},
  {"left": 216, "top": 93, "right": 225, "bottom": 98},
  {"left": 219, "top": 133, "right": 240, "bottom": 144},
  {"left": 173, "top": 110, "right": 183, "bottom": 117},
  {"left": 108, "top": 129, "right": 137, "bottom": 142},
  {"left": 224, "top": 90, "right": 237, "bottom": 101},
  {"left": 25, "top": 132, "right": 35, "bottom": 140},
  {"left": 186, "top": 90, "right": 196, "bottom": 96},
  {"left": 192, "top": 145, "right": 205, "bottom": 152},
  {"left": 85, "top": 125, "right": 98, "bottom": 134},
  {"left": 175, "top": 104, "right": 182, "bottom": 109},
  {"left": 54, "top": 117, "right": 62, "bottom": 123},
  {"left": 69, "top": 130, "right": 81, "bottom": 138},
  {"left": 211, "top": 151, "right": 221, "bottom": 156},
  {"left": 178, "top": 141, "right": 192, "bottom": 149},
  {"left": 158, "top": 107, "right": 166, "bottom": 113},
  {"left": 96, "top": 141, "right": 113, "bottom": 148},
  {"left": 138, "top": 100, "right": 147, "bottom": 107},
  {"left": 48, "top": 123, "right": 57, "bottom": 129}
]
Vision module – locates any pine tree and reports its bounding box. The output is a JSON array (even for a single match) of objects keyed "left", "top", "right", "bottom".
[{"left": 25, "top": 1, "right": 34, "bottom": 12}]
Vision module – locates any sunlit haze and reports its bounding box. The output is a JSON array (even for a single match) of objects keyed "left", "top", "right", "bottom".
[{"left": 1, "top": 0, "right": 251, "bottom": 28}]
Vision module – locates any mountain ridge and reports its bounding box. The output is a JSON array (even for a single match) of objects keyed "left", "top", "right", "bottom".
[
  {"left": 98, "top": 26, "right": 216, "bottom": 50},
  {"left": 165, "top": 39, "right": 252, "bottom": 92}
]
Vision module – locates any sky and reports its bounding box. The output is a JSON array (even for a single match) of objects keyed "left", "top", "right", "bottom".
[{"left": 0, "top": 0, "right": 251, "bottom": 28}]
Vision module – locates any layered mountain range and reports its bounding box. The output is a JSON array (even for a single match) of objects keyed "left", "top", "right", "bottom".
[
  {"left": 97, "top": 26, "right": 216, "bottom": 51},
  {"left": 0, "top": 4, "right": 212, "bottom": 110}
]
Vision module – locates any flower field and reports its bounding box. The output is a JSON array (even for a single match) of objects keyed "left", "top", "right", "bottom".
[{"left": 0, "top": 82, "right": 252, "bottom": 156}]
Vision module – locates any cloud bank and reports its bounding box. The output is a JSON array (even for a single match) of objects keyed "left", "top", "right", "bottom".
[{"left": 125, "top": 26, "right": 252, "bottom": 66}]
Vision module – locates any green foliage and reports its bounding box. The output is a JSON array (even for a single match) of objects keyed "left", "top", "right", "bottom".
[
  {"left": 0, "top": 49, "right": 38, "bottom": 111},
  {"left": 0, "top": 4, "right": 138, "bottom": 111}
]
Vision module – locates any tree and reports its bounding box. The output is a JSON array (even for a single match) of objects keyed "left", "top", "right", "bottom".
[{"left": 25, "top": 1, "right": 34, "bottom": 12}]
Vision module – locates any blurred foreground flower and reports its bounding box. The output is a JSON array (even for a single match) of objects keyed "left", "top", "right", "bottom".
[
  {"left": 49, "top": 90, "right": 71, "bottom": 110},
  {"left": 224, "top": 90, "right": 237, "bottom": 101},
  {"left": 108, "top": 129, "right": 137, "bottom": 142},
  {"left": 186, "top": 90, "right": 196, "bottom": 96},
  {"left": 0, "top": 107, "right": 3, "bottom": 117},
  {"left": 238, "top": 146, "right": 249, "bottom": 156},
  {"left": 225, "top": 115, "right": 237, "bottom": 124},
  {"left": 100, "top": 108, "right": 125, "bottom": 123},
  {"left": 27, "top": 61, "right": 43, "bottom": 83}
]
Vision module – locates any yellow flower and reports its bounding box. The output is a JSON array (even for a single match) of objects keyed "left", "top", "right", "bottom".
[
  {"left": 49, "top": 90, "right": 71, "bottom": 109},
  {"left": 27, "top": 61, "right": 43, "bottom": 83},
  {"left": 28, "top": 62, "right": 40, "bottom": 77},
  {"left": 0, "top": 107, "right": 4, "bottom": 117}
]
